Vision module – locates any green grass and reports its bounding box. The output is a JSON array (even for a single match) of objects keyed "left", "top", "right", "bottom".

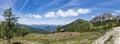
[{"left": 1, "top": 32, "right": 104, "bottom": 44}]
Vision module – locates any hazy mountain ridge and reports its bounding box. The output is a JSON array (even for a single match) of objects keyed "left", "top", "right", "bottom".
[
  {"left": 29, "top": 25, "right": 57, "bottom": 32},
  {"left": 16, "top": 24, "right": 47, "bottom": 33}
]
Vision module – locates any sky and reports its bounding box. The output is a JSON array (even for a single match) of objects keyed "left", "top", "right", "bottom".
[{"left": 0, "top": 0, "right": 120, "bottom": 25}]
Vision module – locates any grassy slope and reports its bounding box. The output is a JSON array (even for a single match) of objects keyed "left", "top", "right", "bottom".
[{"left": 0, "top": 32, "right": 105, "bottom": 44}]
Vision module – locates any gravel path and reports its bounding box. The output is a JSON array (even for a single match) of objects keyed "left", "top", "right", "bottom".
[
  {"left": 94, "top": 27, "right": 120, "bottom": 44},
  {"left": 113, "top": 32, "right": 120, "bottom": 44}
]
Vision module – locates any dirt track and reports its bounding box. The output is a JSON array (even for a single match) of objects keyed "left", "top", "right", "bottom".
[{"left": 94, "top": 27, "right": 120, "bottom": 44}]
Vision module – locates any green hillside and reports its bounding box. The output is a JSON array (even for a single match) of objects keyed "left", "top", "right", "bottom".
[
  {"left": 61, "top": 19, "right": 120, "bottom": 32},
  {"left": 61, "top": 19, "right": 93, "bottom": 32}
]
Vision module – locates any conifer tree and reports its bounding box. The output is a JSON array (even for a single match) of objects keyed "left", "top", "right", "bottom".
[{"left": 0, "top": 8, "right": 27, "bottom": 44}]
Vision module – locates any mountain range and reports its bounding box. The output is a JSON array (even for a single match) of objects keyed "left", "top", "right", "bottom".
[
  {"left": 60, "top": 13, "right": 120, "bottom": 32},
  {"left": 90, "top": 13, "right": 118, "bottom": 22},
  {"left": 17, "top": 13, "right": 120, "bottom": 33}
]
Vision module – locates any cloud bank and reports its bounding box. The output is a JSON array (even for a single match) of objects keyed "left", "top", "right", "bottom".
[
  {"left": 44, "top": 8, "right": 91, "bottom": 18},
  {"left": 24, "top": 14, "right": 42, "bottom": 19}
]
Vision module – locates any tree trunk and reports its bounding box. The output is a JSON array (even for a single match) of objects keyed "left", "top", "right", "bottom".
[
  {"left": 3, "top": 38, "right": 5, "bottom": 44},
  {"left": 7, "top": 38, "right": 11, "bottom": 44}
]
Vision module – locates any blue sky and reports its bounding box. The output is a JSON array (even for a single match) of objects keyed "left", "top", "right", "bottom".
[{"left": 0, "top": 0, "right": 120, "bottom": 25}]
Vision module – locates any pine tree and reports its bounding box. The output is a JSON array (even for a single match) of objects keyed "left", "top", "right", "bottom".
[{"left": 0, "top": 8, "right": 27, "bottom": 44}]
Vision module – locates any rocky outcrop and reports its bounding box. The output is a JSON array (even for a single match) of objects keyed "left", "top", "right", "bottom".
[
  {"left": 116, "top": 15, "right": 120, "bottom": 19},
  {"left": 90, "top": 13, "right": 116, "bottom": 22}
]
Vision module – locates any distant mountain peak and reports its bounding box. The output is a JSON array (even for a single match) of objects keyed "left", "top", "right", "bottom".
[
  {"left": 90, "top": 13, "right": 115, "bottom": 22},
  {"left": 102, "top": 13, "right": 112, "bottom": 16},
  {"left": 75, "top": 19, "right": 87, "bottom": 22}
]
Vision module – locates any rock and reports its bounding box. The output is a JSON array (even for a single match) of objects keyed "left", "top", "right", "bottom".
[
  {"left": 90, "top": 13, "right": 115, "bottom": 22},
  {"left": 116, "top": 15, "right": 120, "bottom": 19}
]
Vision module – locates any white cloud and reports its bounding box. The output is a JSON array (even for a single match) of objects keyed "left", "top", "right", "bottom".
[
  {"left": 56, "top": 10, "right": 66, "bottom": 17},
  {"left": 77, "top": 8, "right": 90, "bottom": 14},
  {"left": 65, "top": 9, "right": 78, "bottom": 16},
  {"left": 44, "top": 11, "right": 56, "bottom": 18},
  {"left": 116, "top": 10, "right": 120, "bottom": 13},
  {"left": 0, "top": 15, "right": 4, "bottom": 21},
  {"left": 33, "top": 14, "right": 42, "bottom": 19},
  {"left": 57, "top": 9, "right": 78, "bottom": 17},
  {"left": 44, "top": 8, "right": 91, "bottom": 18},
  {"left": 24, "top": 14, "right": 42, "bottom": 19}
]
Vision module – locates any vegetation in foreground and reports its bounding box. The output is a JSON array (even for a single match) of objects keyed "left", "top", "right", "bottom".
[{"left": 0, "top": 32, "right": 103, "bottom": 44}]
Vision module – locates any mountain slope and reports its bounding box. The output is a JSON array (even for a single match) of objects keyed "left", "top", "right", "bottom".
[
  {"left": 61, "top": 19, "right": 93, "bottom": 32},
  {"left": 16, "top": 24, "right": 47, "bottom": 34}
]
